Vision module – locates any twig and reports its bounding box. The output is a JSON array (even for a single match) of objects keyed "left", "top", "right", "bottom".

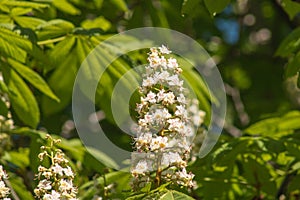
[
  {"left": 4, "top": 178, "right": 20, "bottom": 200},
  {"left": 224, "top": 123, "right": 242, "bottom": 137},
  {"left": 225, "top": 83, "right": 250, "bottom": 126}
]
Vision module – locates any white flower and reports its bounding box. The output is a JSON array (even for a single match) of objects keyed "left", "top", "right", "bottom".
[
  {"left": 63, "top": 166, "right": 74, "bottom": 178},
  {"left": 131, "top": 160, "right": 152, "bottom": 176},
  {"left": 0, "top": 181, "right": 10, "bottom": 198},
  {"left": 51, "top": 164, "right": 64, "bottom": 176},
  {"left": 161, "top": 152, "right": 186, "bottom": 167},
  {"left": 148, "top": 55, "right": 161, "bottom": 68},
  {"left": 176, "top": 168, "right": 195, "bottom": 187},
  {"left": 145, "top": 91, "right": 156, "bottom": 104},
  {"left": 43, "top": 190, "right": 61, "bottom": 200},
  {"left": 163, "top": 92, "right": 175, "bottom": 104},
  {"left": 0, "top": 166, "right": 8, "bottom": 179},
  {"left": 150, "top": 136, "right": 168, "bottom": 151},
  {"left": 142, "top": 77, "right": 156, "bottom": 87},
  {"left": 167, "top": 58, "right": 178, "bottom": 69},
  {"left": 177, "top": 93, "right": 186, "bottom": 104},
  {"left": 167, "top": 75, "right": 183, "bottom": 87},
  {"left": 152, "top": 108, "right": 171, "bottom": 124},
  {"left": 156, "top": 71, "right": 170, "bottom": 82},
  {"left": 156, "top": 89, "right": 166, "bottom": 102},
  {"left": 38, "top": 180, "right": 52, "bottom": 190},
  {"left": 59, "top": 179, "right": 73, "bottom": 192},
  {"left": 158, "top": 45, "right": 171, "bottom": 54},
  {"left": 136, "top": 132, "right": 152, "bottom": 148},
  {"left": 175, "top": 105, "right": 187, "bottom": 118},
  {"left": 167, "top": 118, "right": 185, "bottom": 132}
]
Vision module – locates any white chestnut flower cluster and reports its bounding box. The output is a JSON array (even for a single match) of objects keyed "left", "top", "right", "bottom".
[
  {"left": 0, "top": 94, "right": 13, "bottom": 158},
  {"left": 34, "top": 134, "right": 78, "bottom": 200},
  {"left": 0, "top": 165, "right": 10, "bottom": 199},
  {"left": 131, "top": 45, "right": 205, "bottom": 189}
]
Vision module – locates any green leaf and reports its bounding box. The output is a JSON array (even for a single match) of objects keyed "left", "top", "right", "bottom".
[
  {"left": 0, "top": 97, "right": 8, "bottom": 116},
  {"left": 46, "top": 36, "right": 76, "bottom": 72},
  {"left": 1, "top": 0, "right": 48, "bottom": 10},
  {"left": 159, "top": 190, "right": 195, "bottom": 200},
  {"left": 41, "top": 47, "right": 78, "bottom": 115},
  {"left": 284, "top": 52, "right": 300, "bottom": 78},
  {"left": 9, "top": 174, "right": 35, "bottom": 200},
  {"left": 2, "top": 65, "right": 40, "bottom": 128},
  {"left": 212, "top": 138, "right": 248, "bottom": 167},
  {"left": 85, "top": 146, "right": 119, "bottom": 169},
  {"left": 6, "top": 148, "right": 30, "bottom": 168},
  {"left": 14, "top": 16, "right": 45, "bottom": 29},
  {"left": 244, "top": 111, "right": 300, "bottom": 137},
  {"left": 110, "top": 0, "right": 127, "bottom": 11},
  {"left": 7, "top": 58, "right": 59, "bottom": 101},
  {"left": 0, "top": 26, "right": 32, "bottom": 62},
  {"left": 81, "top": 16, "right": 111, "bottom": 31},
  {"left": 11, "top": 7, "right": 32, "bottom": 16},
  {"left": 182, "top": 0, "right": 201, "bottom": 15},
  {"left": 53, "top": 0, "right": 81, "bottom": 15},
  {"left": 280, "top": 0, "right": 300, "bottom": 20},
  {"left": 0, "top": 79, "right": 9, "bottom": 93},
  {"left": 36, "top": 19, "right": 74, "bottom": 40},
  {"left": 285, "top": 139, "right": 300, "bottom": 160},
  {"left": 204, "top": 0, "right": 230, "bottom": 16},
  {"left": 275, "top": 27, "right": 300, "bottom": 57}
]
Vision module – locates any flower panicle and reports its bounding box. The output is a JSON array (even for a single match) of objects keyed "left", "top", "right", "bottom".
[
  {"left": 131, "top": 45, "right": 205, "bottom": 190},
  {"left": 0, "top": 165, "right": 11, "bottom": 199},
  {"left": 34, "top": 134, "right": 78, "bottom": 200}
]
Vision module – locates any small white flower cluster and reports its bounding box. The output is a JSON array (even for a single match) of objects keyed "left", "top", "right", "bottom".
[
  {"left": 0, "top": 94, "right": 13, "bottom": 159},
  {"left": 0, "top": 165, "right": 11, "bottom": 199},
  {"left": 34, "top": 134, "right": 78, "bottom": 200},
  {"left": 0, "top": 93, "right": 14, "bottom": 133},
  {"left": 131, "top": 45, "right": 205, "bottom": 189}
]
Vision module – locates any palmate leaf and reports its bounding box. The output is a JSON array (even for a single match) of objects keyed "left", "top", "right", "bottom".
[
  {"left": 36, "top": 19, "right": 74, "bottom": 40},
  {"left": 1, "top": 63, "right": 40, "bottom": 128},
  {"left": 41, "top": 39, "right": 78, "bottom": 115},
  {"left": 53, "top": 0, "right": 81, "bottom": 15},
  {"left": 41, "top": 33, "right": 137, "bottom": 125},
  {"left": 0, "top": 26, "right": 32, "bottom": 62},
  {"left": 14, "top": 16, "right": 45, "bottom": 29},
  {"left": 6, "top": 58, "right": 59, "bottom": 101},
  {"left": 244, "top": 111, "right": 300, "bottom": 137},
  {"left": 0, "top": 0, "right": 48, "bottom": 11}
]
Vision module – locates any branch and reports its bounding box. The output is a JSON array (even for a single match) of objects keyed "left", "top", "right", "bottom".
[
  {"left": 225, "top": 83, "right": 250, "bottom": 127},
  {"left": 4, "top": 178, "right": 20, "bottom": 200}
]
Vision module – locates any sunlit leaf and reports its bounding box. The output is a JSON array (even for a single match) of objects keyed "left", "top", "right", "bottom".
[
  {"left": 53, "top": 0, "right": 81, "bottom": 15},
  {"left": 244, "top": 111, "right": 300, "bottom": 137},
  {"left": 14, "top": 16, "right": 45, "bottom": 29},
  {"left": 81, "top": 16, "right": 111, "bottom": 31},
  {"left": 0, "top": 26, "right": 32, "bottom": 62},
  {"left": 36, "top": 19, "right": 74, "bottom": 40},
  {"left": 2, "top": 65, "right": 40, "bottom": 128},
  {"left": 7, "top": 58, "right": 59, "bottom": 101}
]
